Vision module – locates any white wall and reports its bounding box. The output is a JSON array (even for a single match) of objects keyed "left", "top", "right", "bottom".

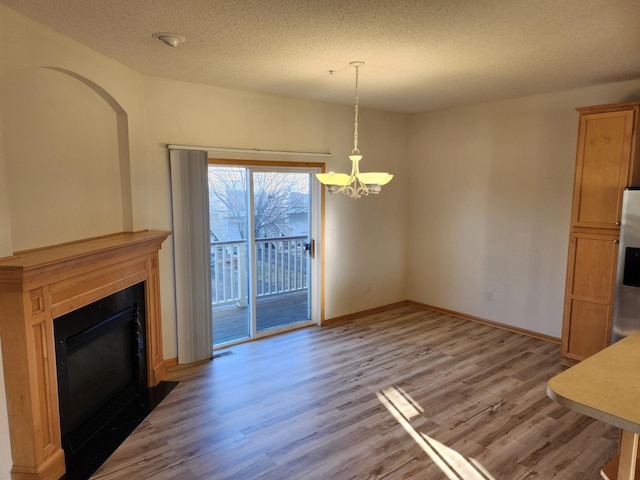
[
  {"left": 0, "top": 112, "right": 11, "bottom": 257},
  {"left": 3, "top": 67, "right": 126, "bottom": 249},
  {"left": 408, "top": 80, "right": 640, "bottom": 338},
  {"left": 0, "top": 9, "right": 152, "bottom": 244}
]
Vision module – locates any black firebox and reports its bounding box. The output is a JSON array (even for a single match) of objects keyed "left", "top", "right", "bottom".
[
  {"left": 54, "top": 282, "right": 177, "bottom": 480},
  {"left": 54, "top": 282, "right": 147, "bottom": 476}
]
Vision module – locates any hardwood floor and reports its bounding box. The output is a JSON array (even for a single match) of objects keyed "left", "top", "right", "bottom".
[{"left": 91, "top": 305, "right": 618, "bottom": 480}]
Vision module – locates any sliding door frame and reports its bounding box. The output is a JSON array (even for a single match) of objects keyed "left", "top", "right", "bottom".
[{"left": 209, "top": 158, "right": 325, "bottom": 338}]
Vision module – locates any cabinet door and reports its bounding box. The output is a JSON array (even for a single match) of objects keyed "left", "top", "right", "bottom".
[
  {"left": 572, "top": 109, "right": 636, "bottom": 229},
  {"left": 562, "top": 232, "right": 619, "bottom": 361}
]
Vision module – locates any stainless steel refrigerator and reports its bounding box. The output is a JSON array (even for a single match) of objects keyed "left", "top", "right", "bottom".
[{"left": 612, "top": 187, "right": 640, "bottom": 342}]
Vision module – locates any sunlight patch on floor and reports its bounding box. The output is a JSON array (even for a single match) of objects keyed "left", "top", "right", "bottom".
[{"left": 377, "top": 386, "right": 496, "bottom": 480}]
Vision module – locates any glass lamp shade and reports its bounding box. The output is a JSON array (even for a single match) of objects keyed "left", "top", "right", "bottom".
[
  {"left": 315, "top": 172, "right": 351, "bottom": 186},
  {"left": 357, "top": 172, "right": 394, "bottom": 185}
]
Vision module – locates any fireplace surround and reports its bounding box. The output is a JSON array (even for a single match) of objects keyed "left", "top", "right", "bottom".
[{"left": 0, "top": 231, "right": 170, "bottom": 480}]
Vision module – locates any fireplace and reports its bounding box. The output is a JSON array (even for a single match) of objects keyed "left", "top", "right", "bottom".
[
  {"left": 0, "top": 231, "right": 170, "bottom": 480},
  {"left": 55, "top": 282, "right": 147, "bottom": 461}
]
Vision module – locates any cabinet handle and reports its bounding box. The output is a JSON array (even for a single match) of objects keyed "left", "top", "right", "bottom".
[
  {"left": 616, "top": 222, "right": 621, "bottom": 226},
  {"left": 614, "top": 240, "right": 620, "bottom": 244}
]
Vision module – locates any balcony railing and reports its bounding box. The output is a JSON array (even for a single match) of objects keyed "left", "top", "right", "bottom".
[{"left": 211, "top": 236, "right": 308, "bottom": 306}]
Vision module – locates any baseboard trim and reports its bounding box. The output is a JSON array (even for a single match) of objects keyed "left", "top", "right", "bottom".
[
  {"left": 321, "top": 300, "right": 410, "bottom": 326},
  {"left": 165, "top": 356, "right": 214, "bottom": 375},
  {"left": 407, "top": 300, "right": 561, "bottom": 344},
  {"left": 164, "top": 356, "right": 178, "bottom": 372}
]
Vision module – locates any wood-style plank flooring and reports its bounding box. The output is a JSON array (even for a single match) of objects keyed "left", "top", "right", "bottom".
[{"left": 91, "top": 305, "right": 618, "bottom": 480}]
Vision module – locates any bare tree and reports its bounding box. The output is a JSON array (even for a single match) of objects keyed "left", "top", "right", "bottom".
[
  {"left": 208, "top": 168, "right": 248, "bottom": 239},
  {"left": 208, "top": 168, "right": 307, "bottom": 239}
]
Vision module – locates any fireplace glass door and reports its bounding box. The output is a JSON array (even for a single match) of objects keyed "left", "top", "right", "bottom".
[{"left": 54, "top": 282, "right": 146, "bottom": 458}]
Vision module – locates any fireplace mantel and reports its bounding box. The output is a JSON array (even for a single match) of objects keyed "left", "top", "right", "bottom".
[{"left": 0, "top": 230, "right": 171, "bottom": 480}]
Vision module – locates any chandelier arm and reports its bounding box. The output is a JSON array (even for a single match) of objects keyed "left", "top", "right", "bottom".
[{"left": 336, "top": 173, "right": 370, "bottom": 198}]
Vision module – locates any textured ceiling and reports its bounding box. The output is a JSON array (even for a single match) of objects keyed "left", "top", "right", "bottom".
[{"left": 3, "top": 0, "right": 640, "bottom": 113}]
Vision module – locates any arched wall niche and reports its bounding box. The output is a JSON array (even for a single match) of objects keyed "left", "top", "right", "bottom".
[{"left": 1, "top": 66, "right": 134, "bottom": 251}]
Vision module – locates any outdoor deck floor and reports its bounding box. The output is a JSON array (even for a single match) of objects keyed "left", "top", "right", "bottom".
[{"left": 213, "top": 290, "right": 308, "bottom": 346}]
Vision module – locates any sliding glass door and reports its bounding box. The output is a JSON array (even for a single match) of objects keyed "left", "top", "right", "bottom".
[{"left": 208, "top": 164, "right": 319, "bottom": 347}]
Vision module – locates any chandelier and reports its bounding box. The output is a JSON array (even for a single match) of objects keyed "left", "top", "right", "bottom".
[{"left": 316, "top": 61, "right": 393, "bottom": 198}]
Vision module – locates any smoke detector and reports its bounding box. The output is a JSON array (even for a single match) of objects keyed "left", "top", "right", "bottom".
[{"left": 152, "top": 32, "right": 186, "bottom": 48}]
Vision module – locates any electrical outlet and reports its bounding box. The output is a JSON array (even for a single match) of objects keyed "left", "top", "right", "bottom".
[{"left": 484, "top": 290, "right": 493, "bottom": 301}]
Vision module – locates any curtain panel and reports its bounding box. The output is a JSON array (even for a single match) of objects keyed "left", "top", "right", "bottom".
[{"left": 169, "top": 149, "right": 213, "bottom": 364}]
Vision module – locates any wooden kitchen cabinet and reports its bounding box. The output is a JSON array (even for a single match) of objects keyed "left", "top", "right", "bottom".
[
  {"left": 571, "top": 106, "right": 640, "bottom": 229},
  {"left": 562, "top": 231, "right": 619, "bottom": 361},
  {"left": 562, "top": 102, "right": 640, "bottom": 364}
]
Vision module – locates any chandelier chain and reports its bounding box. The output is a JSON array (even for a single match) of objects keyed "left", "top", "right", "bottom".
[{"left": 353, "top": 65, "right": 359, "bottom": 154}]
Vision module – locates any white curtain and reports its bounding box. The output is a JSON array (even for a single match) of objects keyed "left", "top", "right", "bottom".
[{"left": 169, "top": 149, "right": 213, "bottom": 364}]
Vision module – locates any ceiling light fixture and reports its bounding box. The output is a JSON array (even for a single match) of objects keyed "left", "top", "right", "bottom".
[
  {"left": 316, "top": 61, "right": 393, "bottom": 199},
  {"left": 152, "top": 32, "right": 186, "bottom": 48}
]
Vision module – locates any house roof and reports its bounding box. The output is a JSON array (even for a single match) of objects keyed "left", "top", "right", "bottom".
[{"left": 2, "top": 0, "right": 640, "bottom": 113}]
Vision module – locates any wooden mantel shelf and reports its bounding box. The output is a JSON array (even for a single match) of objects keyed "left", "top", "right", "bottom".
[
  {"left": 0, "top": 230, "right": 171, "bottom": 480},
  {"left": 0, "top": 230, "right": 168, "bottom": 279}
]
